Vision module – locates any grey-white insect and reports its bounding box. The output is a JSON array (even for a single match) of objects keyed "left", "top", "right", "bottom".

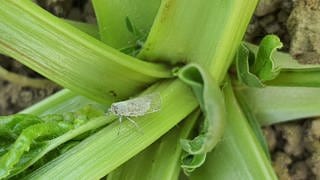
[{"left": 108, "top": 93, "right": 162, "bottom": 127}]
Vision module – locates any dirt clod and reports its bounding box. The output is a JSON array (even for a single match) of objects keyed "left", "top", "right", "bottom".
[
  {"left": 276, "top": 123, "right": 304, "bottom": 157},
  {"left": 290, "top": 161, "right": 309, "bottom": 180},
  {"left": 273, "top": 151, "right": 292, "bottom": 180},
  {"left": 255, "top": 0, "right": 282, "bottom": 17},
  {"left": 262, "top": 126, "right": 277, "bottom": 152},
  {"left": 287, "top": 0, "right": 320, "bottom": 63}
]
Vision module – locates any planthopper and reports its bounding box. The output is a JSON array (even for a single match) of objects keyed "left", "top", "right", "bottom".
[{"left": 108, "top": 93, "right": 162, "bottom": 128}]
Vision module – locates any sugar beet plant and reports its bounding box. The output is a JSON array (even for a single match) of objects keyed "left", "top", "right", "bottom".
[{"left": 1, "top": 0, "right": 320, "bottom": 179}]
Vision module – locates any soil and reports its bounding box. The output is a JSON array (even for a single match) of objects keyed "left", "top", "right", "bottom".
[{"left": 1, "top": 0, "right": 319, "bottom": 179}]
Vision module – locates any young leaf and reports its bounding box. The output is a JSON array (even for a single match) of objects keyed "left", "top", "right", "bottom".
[
  {"left": 252, "top": 35, "right": 283, "bottom": 81},
  {"left": 236, "top": 35, "right": 283, "bottom": 86},
  {"left": 245, "top": 42, "right": 320, "bottom": 87},
  {"left": 181, "top": 153, "right": 206, "bottom": 175},
  {"left": 236, "top": 43, "right": 264, "bottom": 87},
  {"left": 177, "top": 64, "right": 226, "bottom": 173}
]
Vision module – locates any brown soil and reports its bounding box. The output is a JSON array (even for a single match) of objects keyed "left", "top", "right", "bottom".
[{"left": 0, "top": 0, "right": 319, "bottom": 179}]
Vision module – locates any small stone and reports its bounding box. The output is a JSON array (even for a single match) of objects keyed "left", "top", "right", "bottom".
[
  {"left": 68, "top": 8, "right": 83, "bottom": 21},
  {"left": 311, "top": 119, "right": 320, "bottom": 138},
  {"left": 273, "top": 151, "right": 292, "bottom": 180},
  {"left": 291, "top": 161, "right": 310, "bottom": 180},
  {"left": 277, "top": 11, "right": 289, "bottom": 23},
  {"left": 263, "top": 126, "right": 277, "bottom": 152},
  {"left": 276, "top": 123, "right": 304, "bottom": 157},
  {"left": 265, "top": 23, "right": 281, "bottom": 34},
  {"left": 259, "top": 15, "right": 276, "bottom": 28},
  {"left": 255, "top": 0, "right": 282, "bottom": 17}
]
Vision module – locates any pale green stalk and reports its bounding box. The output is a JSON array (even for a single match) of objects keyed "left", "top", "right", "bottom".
[
  {"left": 27, "top": 80, "right": 198, "bottom": 179},
  {"left": 107, "top": 110, "right": 200, "bottom": 180}
]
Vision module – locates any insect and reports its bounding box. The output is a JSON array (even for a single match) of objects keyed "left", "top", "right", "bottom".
[{"left": 108, "top": 93, "right": 162, "bottom": 129}]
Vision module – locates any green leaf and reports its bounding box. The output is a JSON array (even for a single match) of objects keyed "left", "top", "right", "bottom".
[
  {"left": 236, "top": 35, "right": 283, "bottom": 86},
  {"left": 234, "top": 84, "right": 320, "bottom": 125},
  {"left": 190, "top": 78, "right": 277, "bottom": 180},
  {"left": 244, "top": 41, "right": 320, "bottom": 87},
  {"left": 181, "top": 153, "right": 206, "bottom": 175},
  {"left": 246, "top": 42, "right": 320, "bottom": 71},
  {"left": 0, "top": 106, "right": 114, "bottom": 179},
  {"left": 108, "top": 110, "right": 200, "bottom": 180},
  {"left": 64, "top": 20, "right": 100, "bottom": 39},
  {"left": 252, "top": 35, "right": 283, "bottom": 81},
  {"left": 177, "top": 64, "right": 226, "bottom": 172},
  {"left": 92, "top": 0, "right": 161, "bottom": 49},
  {"left": 236, "top": 43, "right": 264, "bottom": 87},
  {"left": 233, "top": 82, "right": 270, "bottom": 159}
]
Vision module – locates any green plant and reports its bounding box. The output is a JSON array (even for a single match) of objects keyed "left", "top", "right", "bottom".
[{"left": 1, "top": 1, "right": 320, "bottom": 179}]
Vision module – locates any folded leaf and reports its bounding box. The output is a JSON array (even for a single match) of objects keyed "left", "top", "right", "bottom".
[
  {"left": 252, "top": 35, "right": 283, "bottom": 81},
  {"left": 244, "top": 40, "right": 320, "bottom": 87},
  {"left": 236, "top": 35, "right": 283, "bottom": 86},
  {"left": 177, "top": 64, "right": 226, "bottom": 173},
  {"left": 236, "top": 43, "right": 264, "bottom": 87}
]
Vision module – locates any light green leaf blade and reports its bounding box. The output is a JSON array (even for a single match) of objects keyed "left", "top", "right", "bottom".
[
  {"left": 245, "top": 39, "right": 320, "bottom": 87},
  {"left": 252, "top": 35, "right": 283, "bottom": 81},
  {"left": 235, "top": 84, "right": 320, "bottom": 125},
  {"left": 177, "top": 64, "right": 226, "bottom": 173},
  {"left": 236, "top": 43, "right": 264, "bottom": 87},
  {"left": 92, "top": 0, "right": 161, "bottom": 49},
  {"left": 108, "top": 110, "right": 200, "bottom": 180},
  {"left": 191, "top": 79, "right": 277, "bottom": 180},
  {"left": 64, "top": 20, "right": 100, "bottom": 39}
]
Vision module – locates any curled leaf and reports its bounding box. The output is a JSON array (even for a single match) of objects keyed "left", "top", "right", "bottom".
[
  {"left": 236, "top": 35, "right": 283, "bottom": 86},
  {"left": 253, "top": 35, "right": 283, "bottom": 81},
  {"left": 181, "top": 153, "right": 206, "bottom": 175},
  {"left": 236, "top": 43, "right": 264, "bottom": 87},
  {"left": 177, "top": 63, "right": 226, "bottom": 172}
]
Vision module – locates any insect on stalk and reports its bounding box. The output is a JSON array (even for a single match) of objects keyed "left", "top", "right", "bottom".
[{"left": 107, "top": 93, "right": 162, "bottom": 132}]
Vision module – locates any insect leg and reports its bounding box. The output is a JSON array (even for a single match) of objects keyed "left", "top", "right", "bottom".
[
  {"left": 117, "top": 116, "right": 122, "bottom": 135},
  {"left": 126, "top": 117, "right": 139, "bottom": 129},
  {"left": 126, "top": 117, "right": 143, "bottom": 134}
]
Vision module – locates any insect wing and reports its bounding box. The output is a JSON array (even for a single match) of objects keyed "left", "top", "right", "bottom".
[
  {"left": 141, "top": 93, "right": 162, "bottom": 114},
  {"left": 109, "top": 93, "right": 162, "bottom": 117}
]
